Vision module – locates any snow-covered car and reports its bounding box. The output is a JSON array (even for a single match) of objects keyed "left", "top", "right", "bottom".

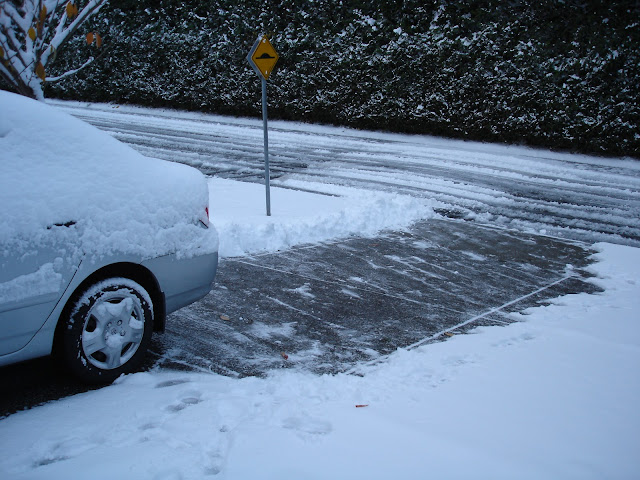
[{"left": 0, "top": 91, "right": 219, "bottom": 383}]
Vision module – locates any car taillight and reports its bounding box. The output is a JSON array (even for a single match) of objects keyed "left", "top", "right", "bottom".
[{"left": 199, "top": 206, "right": 210, "bottom": 228}]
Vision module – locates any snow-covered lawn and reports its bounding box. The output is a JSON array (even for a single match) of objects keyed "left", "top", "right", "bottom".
[{"left": 0, "top": 178, "right": 638, "bottom": 479}]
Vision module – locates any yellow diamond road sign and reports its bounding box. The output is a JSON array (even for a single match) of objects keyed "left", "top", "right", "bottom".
[{"left": 248, "top": 35, "right": 279, "bottom": 81}]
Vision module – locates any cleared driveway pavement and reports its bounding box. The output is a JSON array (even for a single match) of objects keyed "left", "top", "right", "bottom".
[{"left": 154, "top": 218, "right": 597, "bottom": 377}]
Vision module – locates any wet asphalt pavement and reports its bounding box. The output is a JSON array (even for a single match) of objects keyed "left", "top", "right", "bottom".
[{"left": 0, "top": 217, "right": 598, "bottom": 417}]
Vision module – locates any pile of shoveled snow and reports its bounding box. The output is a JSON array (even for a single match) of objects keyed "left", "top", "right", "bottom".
[{"left": 208, "top": 178, "right": 436, "bottom": 257}]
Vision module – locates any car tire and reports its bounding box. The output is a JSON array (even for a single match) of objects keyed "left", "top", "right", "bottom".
[{"left": 60, "top": 278, "right": 154, "bottom": 384}]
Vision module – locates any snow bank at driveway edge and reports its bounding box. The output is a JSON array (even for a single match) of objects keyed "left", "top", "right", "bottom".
[{"left": 209, "top": 177, "right": 437, "bottom": 258}]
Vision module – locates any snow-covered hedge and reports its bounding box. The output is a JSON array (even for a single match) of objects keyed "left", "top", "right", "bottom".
[{"left": 39, "top": 0, "right": 639, "bottom": 158}]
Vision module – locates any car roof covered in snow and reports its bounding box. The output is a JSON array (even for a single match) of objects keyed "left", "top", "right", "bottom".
[{"left": 0, "top": 91, "right": 216, "bottom": 258}]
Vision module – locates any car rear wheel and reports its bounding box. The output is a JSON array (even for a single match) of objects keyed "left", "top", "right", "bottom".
[{"left": 60, "top": 278, "right": 154, "bottom": 384}]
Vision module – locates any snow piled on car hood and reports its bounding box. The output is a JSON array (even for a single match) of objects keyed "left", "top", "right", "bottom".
[{"left": 0, "top": 91, "right": 217, "bottom": 258}]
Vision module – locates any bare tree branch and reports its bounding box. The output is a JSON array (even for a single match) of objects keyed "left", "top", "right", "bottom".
[{"left": 0, "top": 0, "right": 108, "bottom": 99}]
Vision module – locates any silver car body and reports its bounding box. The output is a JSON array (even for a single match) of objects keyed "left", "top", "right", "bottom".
[
  {"left": 0, "top": 91, "right": 218, "bottom": 371},
  {"left": 0, "top": 245, "right": 217, "bottom": 367}
]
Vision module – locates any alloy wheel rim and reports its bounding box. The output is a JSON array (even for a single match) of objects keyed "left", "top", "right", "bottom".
[{"left": 81, "top": 290, "right": 145, "bottom": 370}]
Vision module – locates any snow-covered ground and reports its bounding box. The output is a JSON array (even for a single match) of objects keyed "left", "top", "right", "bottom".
[{"left": 1, "top": 178, "right": 638, "bottom": 479}]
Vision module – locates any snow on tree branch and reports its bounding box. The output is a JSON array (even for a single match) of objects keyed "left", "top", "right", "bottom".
[{"left": 0, "top": 0, "right": 107, "bottom": 100}]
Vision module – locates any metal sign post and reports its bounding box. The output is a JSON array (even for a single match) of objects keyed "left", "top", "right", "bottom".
[
  {"left": 247, "top": 35, "right": 279, "bottom": 216},
  {"left": 261, "top": 77, "right": 271, "bottom": 216}
]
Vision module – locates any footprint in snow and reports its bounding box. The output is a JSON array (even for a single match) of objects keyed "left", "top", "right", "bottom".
[
  {"left": 34, "top": 454, "right": 70, "bottom": 468},
  {"left": 167, "top": 392, "right": 202, "bottom": 413},
  {"left": 203, "top": 427, "right": 234, "bottom": 476},
  {"left": 204, "top": 452, "right": 224, "bottom": 476},
  {"left": 155, "top": 378, "right": 191, "bottom": 388},
  {"left": 166, "top": 396, "right": 202, "bottom": 412},
  {"left": 282, "top": 415, "right": 333, "bottom": 439}
]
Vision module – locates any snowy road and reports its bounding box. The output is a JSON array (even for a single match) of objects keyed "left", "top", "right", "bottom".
[{"left": 51, "top": 100, "right": 640, "bottom": 247}]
